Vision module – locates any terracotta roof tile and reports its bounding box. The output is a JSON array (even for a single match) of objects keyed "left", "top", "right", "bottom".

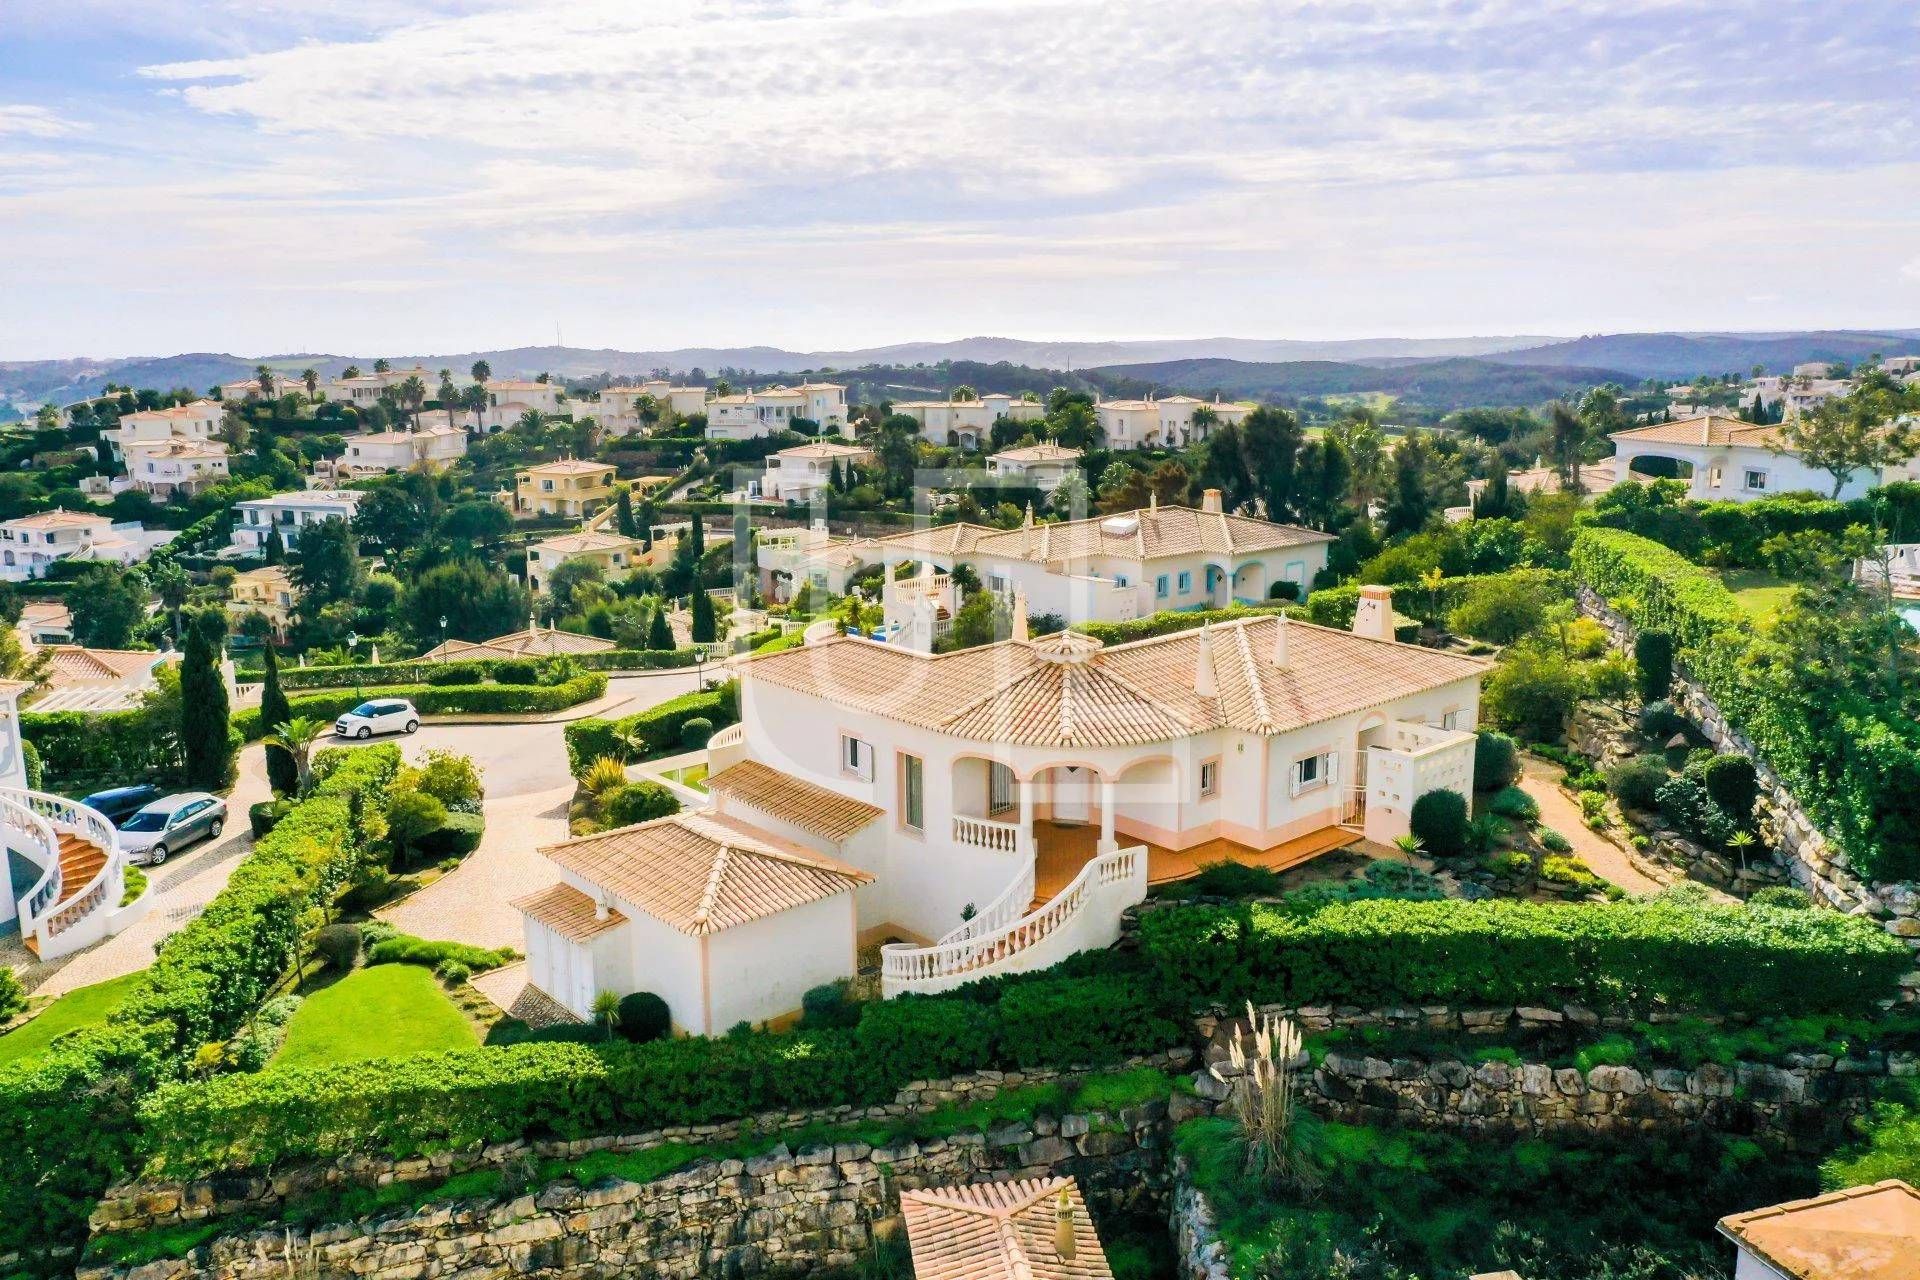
[
  {"left": 511, "top": 882, "right": 629, "bottom": 941},
  {"left": 1717, "top": 1180, "right": 1920, "bottom": 1280},
  {"left": 1610, "top": 413, "right": 1786, "bottom": 449},
  {"left": 902, "top": 1177, "right": 1113, "bottom": 1280},
  {"left": 538, "top": 811, "right": 871, "bottom": 936},
  {"left": 706, "top": 760, "right": 883, "bottom": 842}
]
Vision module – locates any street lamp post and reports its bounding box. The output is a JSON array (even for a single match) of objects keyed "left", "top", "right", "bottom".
[
  {"left": 694, "top": 643, "right": 710, "bottom": 691},
  {"left": 439, "top": 614, "right": 448, "bottom": 658}
]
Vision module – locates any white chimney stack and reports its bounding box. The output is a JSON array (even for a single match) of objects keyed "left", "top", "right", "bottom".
[
  {"left": 1272, "top": 613, "right": 1290, "bottom": 667},
  {"left": 1194, "top": 623, "right": 1218, "bottom": 698},
  {"left": 1012, "top": 589, "right": 1030, "bottom": 643},
  {"left": 1201, "top": 488, "right": 1223, "bottom": 514},
  {"left": 1352, "top": 585, "right": 1396, "bottom": 641}
]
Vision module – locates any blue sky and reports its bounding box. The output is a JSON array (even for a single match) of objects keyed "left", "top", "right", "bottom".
[{"left": 3, "top": 0, "right": 1918, "bottom": 359}]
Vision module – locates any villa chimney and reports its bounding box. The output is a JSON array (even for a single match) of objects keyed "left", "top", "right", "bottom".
[
  {"left": 1352, "top": 584, "right": 1395, "bottom": 641},
  {"left": 1012, "top": 590, "right": 1030, "bottom": 644},
  {"left": 1053, "top": 1187, "right": 1077, "bottom": 1261},
  {"left": 1201, "top": 488, "right": 1223, "bottom": 514},
  {"left": 1194, "top": 623, "right": 1218, "bottom": 698},
  {"left": 1272, "top": 613, "right": 1290, "bottom": 666},
  {"left": 594, "top": 896, "right": 609, "bottom": 922}
]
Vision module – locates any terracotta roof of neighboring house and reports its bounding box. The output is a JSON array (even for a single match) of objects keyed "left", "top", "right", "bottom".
[
  {"left": 128, "top": 439, "right": 229, "bottom": 461},
  {"left": 510, "top": 882, "right": 629, "bottom": 941},
  {"left": 902, "top": 1177, "right": 1112, "bottom": 1280},
  {"left": 537, "top": 811, "right": 872, "bottom": 936},
  {"left": 775, "top": 442, "right": 872, "bottom": 461},
  {"left": 17, "top": 601, "right": 72, "bottom": 631},
  {"left": 522, "top": 459, "right": 612, "bottom": 476},
  {"left": 865, "top": 505, "right": 1330, "bottom": 568},
  {"left": 122, "top": 400, "right": 222, "bottom": 421},
  {"left": 1610, "top": 413, "right": 1788, "bottom": 449},
  {"left": 791, "top": 382, "right": 846, "bottom": 392},
  {"left": 487, "top": 379, "right": 554, "bottom": 392},
  {"left": 742, "top": 615, "right": 1484, "bottom": 748},
  {"left": 991, "top": 444, "right": 1083, "bottom": 463},
  {"left": 6, "top": 509, "right": 113, "bottom": 531},
  {"left": 1468, "top": 460, "right": 1617, "bottom": 500},
  {"left": 232, "top": 565, "right": 292, "bottom": 589},
  {"left": 706, "top": 760, "right": 884, "bottom": 842},
  {"left": 415, "top": 637, "right": 499, "bottom": 662},
  {"left": 43, "top": 646, "right": 170, "bottom": 684},
  {"left": 532, "top": 530, "right": 639, "bottom": 556},
  {"left": 352, "top": 426, "right": 464, "bottom": 445},
  {"left": 416, "top": 626, "right": 616, "bottom": 661},
  {"left": 1717, "top": 1180, "right": 1920, "bottom": 1280}
]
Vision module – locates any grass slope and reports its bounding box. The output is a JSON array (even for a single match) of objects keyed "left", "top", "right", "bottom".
[
  {"left": 273, "top": 966, "right": 475, "bottom": 1070},
  {"left": 0, "top": 973, "right": 141, "bottom": 1068}
]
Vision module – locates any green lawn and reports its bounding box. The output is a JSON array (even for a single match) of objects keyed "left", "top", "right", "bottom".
[
  {"left": 665, "top": 762, "right": 709, "bottom": 792},
  {"left": 1717, "top": 568, "right": 1797, "bottom": 623},
  {"left": 273, "top": 965, "right": 476, "bottom": 1070},
  {"left": 0, "top": 972, "right": 141, "bottom": 1068}
]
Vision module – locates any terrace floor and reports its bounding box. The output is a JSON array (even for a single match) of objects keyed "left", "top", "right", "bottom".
[{"left": 1030, "top": 819, "right": 1358, "bottom": 905}]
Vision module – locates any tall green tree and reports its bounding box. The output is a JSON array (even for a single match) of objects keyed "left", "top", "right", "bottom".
[
  {"left": 1382, "top": 430, "right": 1438, "bottom": 536},
  {"left": 70, "top": 565, "right": 148, "bottom": 649},
  {"left": 288, "top": 517, "right": 361, "bottom": 616},
  {"left": 401, "top": 558, "right": 532, "bottom": 644},
  {"left": 258, "top": 643, "right": 297, "bottom": 795},
  {"left": 646, "top": 600, "right": 673, "bottom": 650},
  {"left": 1242, "top": 406, "right": 1304, "bottom": 522},
  {"left": 636, "top": 497, "right": 656, "bottom": 551},
  {"left": 179, "top": 609, "right": 234, "bottom": 788},
  {"left": 688, "top": 514, "right": 705, "bottom": 558},
  {"left": 262, "top": 523, "right": 286, "bottom": 565},
  {"left": 1293, "top": 435, "right": 1352, "bottom": 531},
  {"left": 690, "top": 589, "right": 717, "bottom": 643},
  {"left": 615, "top": 487, "right": 637, "bottom": 537}
]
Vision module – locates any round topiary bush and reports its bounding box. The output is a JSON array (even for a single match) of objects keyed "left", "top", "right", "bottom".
[
  {"left": 1409, "top": 788, "right": 1470, "bottom": 857},
  {"left": 605, "top": 781, "right": 681, "bottom": 828},
  {"left": 800, "top": 981, "right": 860, "bottom": 1029},
  {"left": 1634, "top": 629, "right": 1674, "bottom": 704},
  {"left": 1605, "top": 755, "right": 1669, "bottom": 812},
  {"left": 680, "top": 716, "right": 715, "bottom": 749},
  {"left": 617, "top": 991, "right": 671, "bottom": 1043},
  {"left": 1487, "top": 786, "right": 1539, "bottom": 823},
  {"left": 424, "top": 661, "right": 485, "bottom": 686},
  {"left": 313, "top": 923, "right": 362, "bottom": 972},
  {"left": 1267, "top": 581, "right": 1301, "bottom": 602},
  {"left": 1473, "top": 730, "right": 1521, "bottom": 791},
  {"left": 493, "top": 659, "right": 540, "bottom": 686},
  {"left": 1701, "top": 754, "right": 1759, "bottom": 821}
]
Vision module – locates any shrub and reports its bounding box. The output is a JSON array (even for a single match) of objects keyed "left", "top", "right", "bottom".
[
  {"left": 1487, "top": 786, "right": 1538, "bottom": 823},
  {"left": 434, "top": 960, "right": 472, "bottom": 985},
  {"left": 247, "top": 799, "right": 290, "bottom": 839},
  {"left": 1541, "top": 855, "right": 1604, "bottom": 892},
  {"left": 492, "top": 659, "right": 540, "bottom": 686},
  {"left": 1606, "top": 756, "right": 1669, "bottom": 812},
  {"left": 1483, "top": 849, "right": 1532, "bottom": 879},
  {"left": 313, "top": 924, "right": 362, "bottom": 972},
  {"left": 1484, "top": 644, "right": 1585, "bottom": 740},
  {"left": 1639, "top": 699, "right": 1687, "bottom": 741},
  {"left": 1750, "top": 886, "right": 1812, "bottom": 911},
  {"left": 603, "top": 782, "right": 681, "bottom": 828},
  {"left": 415, "top": 812, "right": 486, "bottom": 859},
  {"left": 616, "top": 993, "right": 671, "bottom": 1044},
  {"left": 565, "top": 681, "right": 739, "bottom": 774},
  {"left": 679, "top": 716, "right": 714, "bottom": 749},
  {"left": 1655, "top": 774, "right": 1736, "bottom": 849},
  {"left": 367, "top": 934, "right": 512, "bottom": 972},
  {"left": 1182, "top": 860, "right": 1284, "bottom": 899},
  {"left": 800, "top": 982, "right": 860, "bottom": 1030},
  {"left": 1537, "top": 828, "right": 1573, "bottom": 854},
  {"left": 1633, "top": 629, "right": 1674, "bottom": 703},
  {"left": 1472, "top": 730, "right": 1521, "bottom": 791},
  {"left": 0, "top": 968, "right": 23, "bottom": 1023},
  {"left": 1134, "top": 897, "right": 1911, "bottom": 1017},
  {"left": 423, "top": 662, "right": 485, "bottom": 686},
  {"left": 1409, "top": 789, "right": 1469, "bottom": 857},
  {"left": 1701, "top": 754, "right": 1759, "bottom": 822}
]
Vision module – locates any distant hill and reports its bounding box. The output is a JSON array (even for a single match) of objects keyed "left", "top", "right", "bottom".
[
  {"left": 1087, "top": 357, "right": 1634, "bottom": 411},
  {"left": 1486, "top": 330, "right": 1920, "bottom": 380}
]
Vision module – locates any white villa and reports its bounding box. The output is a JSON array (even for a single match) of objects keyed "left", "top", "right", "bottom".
[
  {"left": 229, "top": 490, "right": 365, "bottom": 555},
  {"left": 123, "top": 438, "right": 230, "bottom": 499},
  {"left": 516, "top": 584, "right": 1485, "bottom": 1029},
  {"left": 1608, "top": 412, "right": 1920, "bottom": 502},
  {"left": 987, "top": 443, "right": 1083, "bottom": 493},
  {"left": 706, "top": 384, "right": 849, "bottom": 441},
  {"left": 478, "top": 379, "right": 568, "bottom": 432},
  {"left": 1096, "top": 394, "right": 1255, "bottom": 450},
  {"left": 892, "top": 395, "right": 1045, "bottom": 451},
  {"left": 0, "top": 510, "right": 164, "bottom": 582},
  {"left": 588, "top": 381, "right": 708, "bottom": 435},
  {"left": 103, "top": 399, "right": 223, "bottom": 464},
  {"left": 331, "top": 424, "right": 468, "bottom": 480},
  {"left": 759, "top": 521, "right": 869, "bottom": 603},
  {"left": 868, "top": 492, "right": 1331, "bottom": 629},
  {"left": 524, "top": 528, "right": 640, "bottom": 595},
  {"left": 759, "top": 441, "right": 874, "bottom": 503}
]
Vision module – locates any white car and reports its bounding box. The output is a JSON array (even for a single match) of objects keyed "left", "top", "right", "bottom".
[{"left": 334, "top": 698, "right": 420, "bottom": 739}]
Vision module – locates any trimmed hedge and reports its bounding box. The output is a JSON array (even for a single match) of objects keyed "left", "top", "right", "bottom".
[
  {"left": 1135, "top": 897, "right": 1910, "bottom": 1017},
  {"left": 234, "top": 673, "right": 607, "bottom": 738},
  {"left": 23, "top": 708, "right": 178, "bottom": 788},
  {"left": 1303, "top": 568, "right": 1572, "bottom": 631},
  {"left": 136, "top": 966, "right": 1183, "bottom": 1175},
  {"left": 272, "top": 649, "right": 696, "bottom": 691},
  {"left": 565, "top": 681, "right": 739, "bottom": 775},
  {"left": 1075, "top": 602, "right": 1294, "bottom": 645},
  {"left": 1573, "top": 526, "right": 1920, "bottom": 881}
]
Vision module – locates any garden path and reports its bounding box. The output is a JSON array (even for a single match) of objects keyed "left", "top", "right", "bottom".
[{"left": 1517, "top": 756, "right": 1665, "bottom": 897}]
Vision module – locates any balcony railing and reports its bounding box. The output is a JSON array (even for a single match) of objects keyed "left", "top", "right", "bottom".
[{"left": 952, "top": 813, "right": 1022, "bottom": 855}]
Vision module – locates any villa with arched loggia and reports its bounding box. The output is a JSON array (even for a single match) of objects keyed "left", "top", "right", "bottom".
[{"left": 515, "top": 581, "right": 1487, "bottom": 1028}]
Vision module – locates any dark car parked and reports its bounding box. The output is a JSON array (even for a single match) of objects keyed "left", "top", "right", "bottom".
[{"left": 80, "top": 784, "right": 165, "bottom": 827}]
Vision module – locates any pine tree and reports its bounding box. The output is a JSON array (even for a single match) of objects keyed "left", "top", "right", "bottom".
[
  {"left": 263, "top": 524, "right": 285, "bottom": 565},
  {"left": 646, "top": 601, "right": 673, "bottom": 650},
  {"left": 180, "top": 609, "right": 235, "bottom": 788},
  {"left": 691, "top": 589, "right": 717, "bottom": 643},
  {"left": 615, "top": 488, "right": 637, "bottom": 538},
  {"left": 259, "top": 642, "right": 296, "bottom": 795}
]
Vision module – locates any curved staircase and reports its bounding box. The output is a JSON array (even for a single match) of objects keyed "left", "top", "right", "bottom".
[{"left": 5, "top": 789, "right": 126, "bottom": 960}]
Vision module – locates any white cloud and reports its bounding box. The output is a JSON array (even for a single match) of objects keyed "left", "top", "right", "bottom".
[{"left": 0, "top": 104, "right": 87, "bottom": 138}]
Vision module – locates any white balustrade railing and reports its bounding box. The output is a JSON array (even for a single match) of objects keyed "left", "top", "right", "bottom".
[
  {"left": 882, "top": 845, "right": 1147, "bottom": 996},
  {"left": 3, "top": 788, "right": 122, "bottom": 951},
  {"left": 707, "top": 723, "right": 745, "bottom": 751},
  {"left": 933, "top": 859, "right": 1037, "bottom": 950},
  {"left": 951, "top": 813, "right": 1023, "bottom": 855},
  {"left": 3, "top": 796, "right": 63, "bottom": 937}
]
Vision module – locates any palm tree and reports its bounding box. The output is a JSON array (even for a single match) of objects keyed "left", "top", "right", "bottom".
[
  {"left": 636, "top": 393, "right": 660, "bottom": 433},
  {"left": 951, "top": 385, "right": 978, "bottom": 402},
  {"left": 463, "top": 384, "right": 489, "bottom": 435},
  {"left": 341, "top": 364, "right": 362, "bottom": 380},
  {"left": 255, "top": 364, "right": 275, "bottom": 398},
  {"left": 438, "top": 373, "right": 458, "bottom": 427},
  {"left": 374, "top": 358, "right": 392, "bottom": 374},
  {"left": 397, "top": 375, "right": 428, "bottom": 424},
  {"left": 301, "top": 368, "right": 319, "bottom": 400},
  {"left": 1548, "top": 402, "right": 1587, "bottom": 494},
  {"left": 471, "top": 359, "right": 491, "bottom": 384},
  {"left": 263, "top": 716, "right": 330, "bottom": 794}
]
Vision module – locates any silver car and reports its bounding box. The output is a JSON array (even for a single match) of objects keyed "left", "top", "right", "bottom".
[{"left": 116, "top": 792, "right": 228, "bottom": 866}]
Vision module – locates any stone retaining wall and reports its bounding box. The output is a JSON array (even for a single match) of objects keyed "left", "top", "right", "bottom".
[
  {"left": 1575, "top": 585, "right": 1920, "bottom": 990},
  {"left": 1168, "top": 1156, "right": 1231, "bottom": 1280}
]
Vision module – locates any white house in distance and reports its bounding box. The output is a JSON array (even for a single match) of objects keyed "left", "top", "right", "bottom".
[
  {"left": 524, "top": 528, "right": 640, "bottom": 595},
  {"left": 706, "top": 384, "right": 849, "bottom": 441},
  {"left": 103, "top": 399, "right": 223, "bottom": 464},
  {"left": 516, "top": 584, "right": 1484, "bottom": 1027},
  {"left": 478, "top": 380, "right": 567, "bottom": 432},
  {"left": 759, "top": 441, "right": 874, "bottom": 503},
  {"left": 588, "top": 381, "right": 708, "bottom": 436},
  {"left": 758, "top": 521, "right": 870, "bottom": 603},
  {"left": 228, "top": 490, "right": 365, "bottom": 555},
  {"left": 868, "top": 491, "right": 1333, "bottom": 626},
  {"left": 1096, "top": 394, "right": 1255, "bottom": 450},
  {"left": 0, "top": 510, "right": 163, "bottom": 582},
  {"left": 987, "top": 443, "right": 1083, "bottom": 493},
  {"left": 122, "top": 439, "right": 230, "bottom": 499},
  {"left": 891, "top": 394, "right": 1045, "bottom": 451},
  {"left": 331, "top": 424, "right": 468, "bottom": 480},
  {"left": 1717, "top": 1180, "right": 1918, "bottom": 1280},
  {"left": 1608, "top": 412, "right": 1920, "bottom": 501}
]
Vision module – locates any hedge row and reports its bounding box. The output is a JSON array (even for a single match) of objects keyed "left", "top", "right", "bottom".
[
  {"left": 1135, "top": 897, "right": 1910, "bottom": 1016},
  {"left": 137, "top": 971, "right": 1179, "bottom": 1174},
  {"left": 1572, "top": 526, "right": 1920, "bottom": 882},
  {"left": 1301, "top": 568, "right": 1572, "bottom": 630},
  {"left": 1583, "top": 482, "right": 1920, "bottom": 568},
  {"left": 23, "top": 708, "right": 178, "bottom": 786},
  {"left": 0, "top": 746, "right": 400, "bottom": 1261},
  {"left": 1075, "top": 602, "right": 1294, "bottom": 645},
  {"left": 234, "top": 673, "right": 608, "bottom": 738},
  {"left": 565, "top": 681, "right": 739, "bottom": 775},
  {"left": 271, "top": 648, "right": 696, "bottom": 690}
]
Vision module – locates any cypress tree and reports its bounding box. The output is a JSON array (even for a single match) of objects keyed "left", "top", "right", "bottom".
[
  {"left": 646, "top": 601, "right": 673, "bottom": 650},
  {"left": 691, "top": 589, "right": 716, "bottom": 643},
  {"left": 615, "top": 487, "right": 637, "bottom": 538},
  {"left": 637, "top": 498, "right": 655, "bottom": 552},
  {"left": 259, "top": 642, "right": 296, "bottom": 795},
  {"left": 263, "top": 524, "right": 285, "bottom": 565},
  {"left": 829, "top": 459, "right": 844, "bottom": 492},
  {"left": 689, "top": 513, "right": 705, "bottom": 558},
  {"left": 180, "top": 609, "right": 235, "bottom": 788}
]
